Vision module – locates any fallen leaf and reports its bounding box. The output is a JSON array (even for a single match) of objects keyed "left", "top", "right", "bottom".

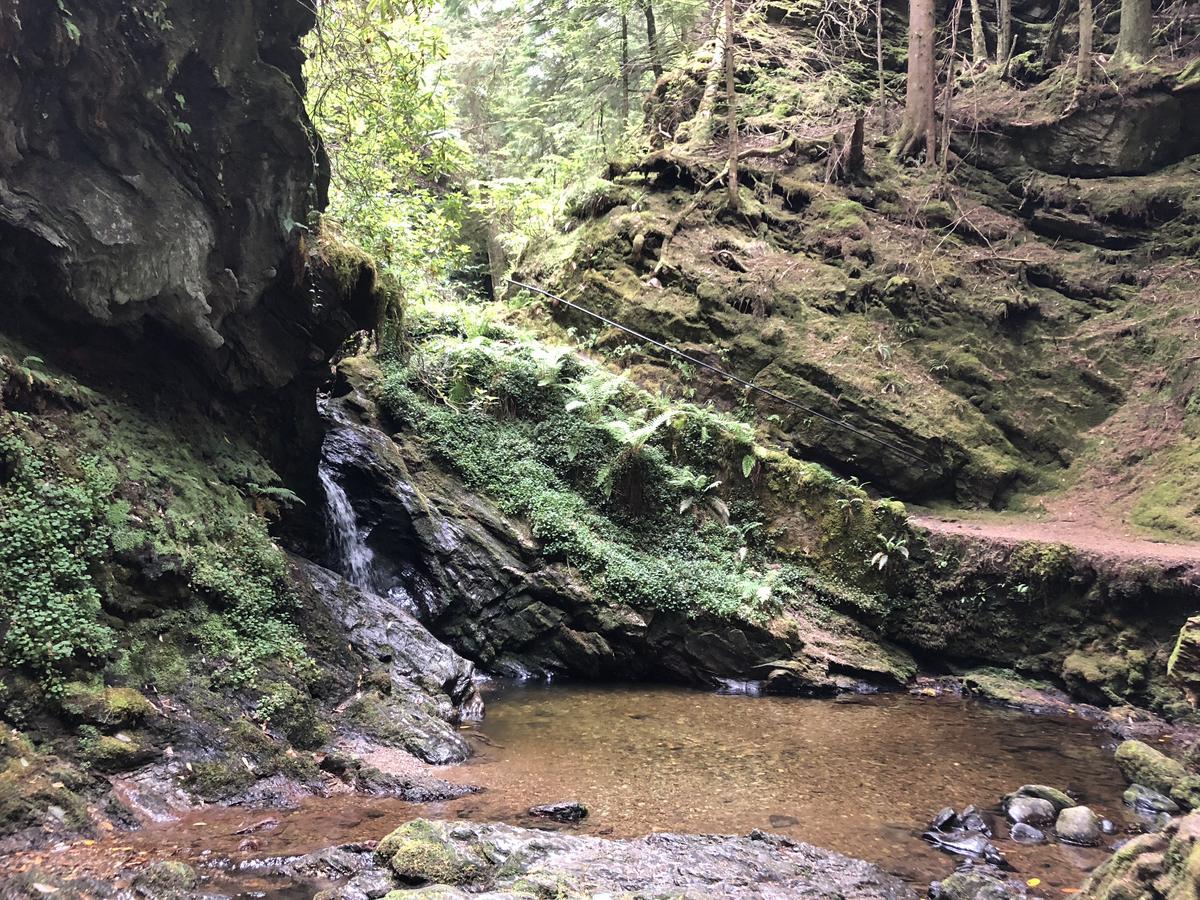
[{"left": 1027, "top": 878, "right": 1042, "bottom": 887}]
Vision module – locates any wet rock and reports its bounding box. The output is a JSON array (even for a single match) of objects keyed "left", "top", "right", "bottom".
[
  {"left": 131, "top": 861, "right": 198, "bottom": 897},
  {"left": 367, "top": 819, "right": 917, "bottom": 898},
  {"left": 931, "top": 807, "right": 960, "bottom": 831},
  {"left": 930, "top": 863, "right": 1028, "bottom": 899},
  {"left": 1054, "top": 805, "right": 1101, "bottom": 846},
  {"left": 1114, "top": 740, "right": 1189, "bottom": 799},
  {"left": 322, "top": 375, "right": 916, "bottom": 694},
  {"left": 922, "top": 829, "right": 1005, "bottom": 865},
  {"left": 1008, "top": 822, "right": 1046, "bottom": 844},
  {"left": 959, "top": 805, "right": 993, "bottom": 836},
  {"left": 1004, "top": 796, "right": 1056, "bottom": 827},
  {"left": 1003, "top": 784, "right": 1075, "bottom": 812},
  {"left": 1170, "top": 774, "right": 1200, "bottom": 812},
  {"left": 529, "top": 800, "right": 589, "bottom": 822},
  {"left": 0, "top": 0, "right": 362, "bottom": 394},
  {"left": 1086, "top": 810, "right": 1200, "bottom": 898},
  {"left": 1100, "top": 818, "right": 1117, "bottom": 834},
  {"left": 1122, "top": 783, "right": 1180, "bottom": 815}
]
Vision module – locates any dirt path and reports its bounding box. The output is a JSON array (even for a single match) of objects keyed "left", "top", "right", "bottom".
[{"left": 912, "top": 512, "right": 1200, "bottom": 570}]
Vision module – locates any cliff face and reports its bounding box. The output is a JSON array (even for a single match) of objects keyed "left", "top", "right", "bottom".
[{"left": 0, "top": 0, "right": 351, "bottom": 391}]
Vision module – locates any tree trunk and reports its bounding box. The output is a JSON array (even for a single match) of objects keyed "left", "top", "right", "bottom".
[
  {"left": 1115, "top": 0, "right": 1153, "bottom": 62},
  {"left": 1044, "top": 0, "right": 1075, "bottom": 61},
  {"left": 620, "top": 13, "right": 631, "bottom": 124},
  {"left": 693, "top": 0, "right": 727, "bottom": 145},
  {"left": 996, "top": 0, "right": 1012, "bottom": 65},
  {"left": 644, "top": 0, "right": 664, "bottom": 79},
  {"left": 725, "top": 0, "right": 739, "bottom": 210},
  {"left": 875, "top": 0, "right": 887, "bottom": 111},
  {"left": 1076, "top": 0, "right": 1093, "bottom": 82},
  {"left": 969, "top": 0, "right": 988, "bottom": 63},
  {"left": 942, "top": 0, "right": 964, "bottom": 169},
  {"left": 893, "top": 0, "right": 937, "bottom": 160}
]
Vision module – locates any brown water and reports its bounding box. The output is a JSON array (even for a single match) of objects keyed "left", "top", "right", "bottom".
[
  {"left": 15, "top": 685, "right": 1138, "bottom": 894},
  {"left": 450, "top": 682, "right": 1133, "bottom": 889}
]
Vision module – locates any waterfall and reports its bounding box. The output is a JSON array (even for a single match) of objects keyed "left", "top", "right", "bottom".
[{"left": 318, "top": 462, "right": 376, "bottom": 590}]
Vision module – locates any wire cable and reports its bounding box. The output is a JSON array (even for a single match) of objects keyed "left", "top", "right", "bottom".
[{"left": 506, "top": 278, "right": 930, "bottom": 469}]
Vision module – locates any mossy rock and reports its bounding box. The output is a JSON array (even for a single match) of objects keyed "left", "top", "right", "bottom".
[
  {"left": 132, "top": 861, "right": 198, "bottom": 897},
  {"left": 1172, "top": 775, "right": 1200, "bottom": 812},
  {"left": 1114, "top": 740, "right": 1190, "bottom": 799},
  {"left": 375, "top": 821, "right": 487, "bottom": 886},
  {"left": 1003, "top": 784, "right": 1075, "bottom": 812},
  {"left": 79, "top": 730, "right": 149, "bottom": 773},
  {"left": 61, "top": 683, "right": 156, "bottom": 727}
]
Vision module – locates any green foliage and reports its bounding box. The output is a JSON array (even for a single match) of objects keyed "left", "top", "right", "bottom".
[
  {"left": 0, "top": 429, "right": 116, "bottom": 691},
  {"left": 377, "top": 317, "right": 896, "bottom": 622},
  {"left": 305, "top": 0, "right": 470, "bottom": 298}
]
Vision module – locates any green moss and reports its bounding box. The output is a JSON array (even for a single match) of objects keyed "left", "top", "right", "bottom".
[
  {"left": 77, "top": 725, "right": 145, "bottom": 771},
  {"left": 373, "top": 328, "right": 903, "bottom": 624},
  {"left": 60, "top": 683, "right": 155, "bottom": 727},
  {"left": 376, "top": 821, "right": 484, "bottom": 885},
  {"left": 1114, "top": 740, "right": 1189, "bottom": 796}
]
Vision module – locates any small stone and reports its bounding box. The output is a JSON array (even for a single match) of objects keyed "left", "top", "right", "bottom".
[
  {"left": 922, "top": 829, "right": 1005, "bottom": 865},
  {"left": 1010, "top": 822, "right": 1046, "bottom": 843},
  {"left": 1100, "top": 819, "right": 1117, "bottom": 834},
  {"left": 1005, "top": 796, "right": 1056, "bottom": 826},
  {"left": 529, "top": 800, "right": 588, "bottom": 822},
  {"left": 1055, "top": 805, "right": 1101, "bottom": 846},
  {"left": 1124, "top": 783, "right": 1181, "bottom": 815}
]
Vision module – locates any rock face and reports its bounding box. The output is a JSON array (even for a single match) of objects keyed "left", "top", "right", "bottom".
[
  {"left": 973, "top": 88, "right": 1200, "bottom": 177},
  {"left": 294, "top": 559, "right": 482, "bottom": 764},
  {"left": 1085, "top": 810, "right": 1200, "bottom": 899},
  {"left": 363, "top": 819, "right": 918, "bottom": 899},
  {"left": 317, "top": 363, "right": 916, "bottom": 692},
  {"left": 0, "top": 0, "right": 366, "bottom": 392}
]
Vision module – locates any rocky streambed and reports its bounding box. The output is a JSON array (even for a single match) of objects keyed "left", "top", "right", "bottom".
[{"left": 8, "top": 683, "right": 1188, "bottom": 899}]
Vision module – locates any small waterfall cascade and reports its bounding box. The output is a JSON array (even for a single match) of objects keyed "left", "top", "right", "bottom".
[{"left": 317, "top": 461, "right": 377, "bottom": 590}]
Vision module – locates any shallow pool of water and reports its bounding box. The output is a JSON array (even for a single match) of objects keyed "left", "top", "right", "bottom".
[
  {"left": 450, "top": 682, "right": 1133, "bottom": 889},
  {"left": 16, "top": 684, "right": 1138, "bottom": 893}
]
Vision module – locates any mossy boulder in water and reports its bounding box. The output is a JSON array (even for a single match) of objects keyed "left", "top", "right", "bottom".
[
  {"left": 375, "top": 821, "right": 486, "bottom": 886},
  {"left": 1114, "top": 740, "right": 1191, "bottom": 800}
]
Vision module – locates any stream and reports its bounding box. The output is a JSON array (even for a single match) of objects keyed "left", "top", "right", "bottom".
[{"left": 56, "top": 682, "right": 1138, "bottom": 896}]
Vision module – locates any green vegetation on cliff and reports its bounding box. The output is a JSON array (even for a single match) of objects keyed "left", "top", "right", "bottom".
[{"left": 377, "top": 303, "right": 909, "bottom": 626}]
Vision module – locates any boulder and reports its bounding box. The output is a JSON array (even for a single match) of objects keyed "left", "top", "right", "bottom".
[
  {"left": 1003, "top": 784, "right": 1075, "bottom": 812},
  {"left": 1005, "top": 796, "right": 1056, "bottom": 827},
  {"left": 1123, "top": 783, "right": 1181, "bottom": 815},
  {"left": 368, "top": 820, "right": 917, "bottom": 899},
  {"left": 1114, "top": 740, "right": 1190, "bottom": 800},
  {"left": 1085, "top": 811, "right": 1200, "bottom": 899},
  {"left": 930, "top": 864, "right": 1028, "bottom": 899},
  {"left": 1055, "top": 806, "right": 1101, "bottom": 846}
]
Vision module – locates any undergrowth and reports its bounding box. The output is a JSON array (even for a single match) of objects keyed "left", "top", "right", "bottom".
[
  {"left": 0, "top": 351, "right": 311, "bottom": 703},
  {"left": 375, "top": 304, "right": 902, "bottom": 623}
]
